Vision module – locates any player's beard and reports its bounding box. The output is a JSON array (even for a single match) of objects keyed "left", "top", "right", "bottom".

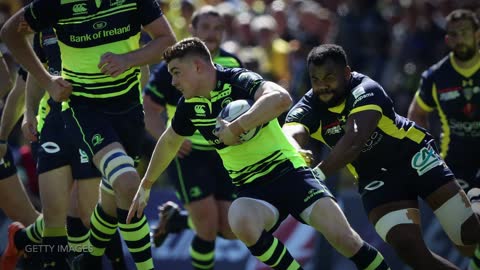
[
  {"left": 316, "top": 90, "right": 346, "bottom": 107},
  {"left": 453, "top": 44, "right": 477, "bottom": 61}
]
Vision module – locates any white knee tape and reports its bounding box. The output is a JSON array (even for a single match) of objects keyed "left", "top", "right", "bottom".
[
  {"left": 434, "top": 193, "right": 474, "bottom": 245},
  {"left": 375, "top": 208, "right": 418, "bottom": 241},
  {"left": 99, "top": 149, "right": 136, "bottom": 186}
]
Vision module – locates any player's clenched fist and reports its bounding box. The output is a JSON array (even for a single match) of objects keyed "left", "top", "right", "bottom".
[{"left": 46, "top": 76, "right": 72, "bottom": 102}]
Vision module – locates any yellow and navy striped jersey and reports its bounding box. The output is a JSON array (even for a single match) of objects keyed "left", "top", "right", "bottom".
[
  {"left": 414, "top": 53, "right": 480, "bottom": 164},
  {"left": 285, "top": 72, "right": 427, "bottom": 180},
  {"left": 24, "top": 0, "right": 163, "bottom": 112},
  {"left": 171, "top": 66, "right": 306, "bottom": 186},
  {"left": 33, "top": 28, "right": 62, "bottom": 132},
  {"left": 143, "top": 48, "right": 242, "bottom": 150}
]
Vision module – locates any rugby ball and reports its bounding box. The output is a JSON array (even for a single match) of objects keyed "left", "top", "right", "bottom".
[{"left": 216, "top": 99, "right": 261, "bottom": 142}]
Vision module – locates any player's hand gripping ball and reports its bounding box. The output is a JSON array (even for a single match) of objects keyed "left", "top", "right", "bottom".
[{"left": 216, "top": 99, "right": 261, "bottom": 143}]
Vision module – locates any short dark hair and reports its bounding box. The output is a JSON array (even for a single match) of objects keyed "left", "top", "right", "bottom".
[
  {"left": 191, "top": 5, "right": 222, "bottom": 29},
  {"left": 307, "top": 44, "right": 348, "bottom": 67},
  {"left": 163, "top": 37, "right": 212, "bottom": 63},
  {"left": 446, "top": 9, "right": 479, "bottom": 30}
]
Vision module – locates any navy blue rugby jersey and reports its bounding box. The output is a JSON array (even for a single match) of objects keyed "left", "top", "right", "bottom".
[
  {"left": 414, "top": 53, "right": 480, "bottom": 164},
  {"left": 24, "top": 0, "right": 163, "bottom": 111},
  {"left": 285, "top": 72, "right": 428, "bottom": 179}
]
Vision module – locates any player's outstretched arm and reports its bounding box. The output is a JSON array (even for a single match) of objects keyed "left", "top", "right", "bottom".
[
  {"left": 127, "top": 126, "right": 184, "bottom": 223},
  {"left": 282, "top": 123, "right": 314, "bottom": 166},
  {"left": 318, "top": 110, "right": 381, "bottom": 177}
]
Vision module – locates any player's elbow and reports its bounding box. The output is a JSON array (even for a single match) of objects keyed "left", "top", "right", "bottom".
[{"left": 275, "top": 91, "right": 292, "bottom": 112}]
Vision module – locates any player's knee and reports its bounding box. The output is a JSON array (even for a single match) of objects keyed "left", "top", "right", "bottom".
[
  {"left": 99, "top": 149, "right": 137, "bottom": 188},
  {"left": 228, "top": 200, "right": 263, "bottom": 243},
  {"left": 113, "top": 178, "right": 139, "bottom": 203},
  {"left": 434, "top": 192, "right": 476, "bottom": 245}
]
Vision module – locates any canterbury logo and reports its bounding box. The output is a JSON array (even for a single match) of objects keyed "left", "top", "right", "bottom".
[
  {"left": 73, "top": 3, "right": 87, "bottom": 13},
  {"left": 194, "top": 105, "right": 206, "bottom": 115}
]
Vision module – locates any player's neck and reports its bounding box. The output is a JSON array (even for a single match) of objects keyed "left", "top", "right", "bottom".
[{"left": 453, "top": 50, "right": 480, "bottom": 69}]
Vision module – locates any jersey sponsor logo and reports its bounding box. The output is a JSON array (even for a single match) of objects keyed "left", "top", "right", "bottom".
[
  {"left": 352, "top": 92, "right": 374, "bottom": 107},
  {"left": 439, "top": 91, "right": 460, "bottom": 101},
  {"left": 352, "top": 86, "right": 365, "bottom": 99},
  {"left": 194, "top": 104, "right": 206, "bottom": 116},
  {"left": 211, "top": 86, "right": 232, "bottom": 103},
  {"left": 450, "top": 119, "right": 480, "bottom": 137},
  {"left": 41, "top": 142, "right": 61, "bottom": 154},
  {"left": 79, "top": 149, "right": 89, "bottom": 163},
  {"left": 72, "top": 3, "right": 87, "bottom": 14},
  {"left": 189, "top": 186, "right": 202, "bottom": 198},
  {"left": 411, "top": 146, "right": 443, "bottom": 176},
  {"left": 362, "top": 131, "right": 383, "bottom": 152},
  {"left": 69, "top": 25, "right": 131, "bottom": 43},
  {"left": 363, "top": 180, "right": 384, "bottom": 191},
  {"left": 303, "top": 189, "right": 324, "bottom": 202},
  {"left": 91, "top": 134, "right": 104, "bottom": 147},
  {"left": 325, "top": 125, "right": 342, "bottom": 135},
  {"left": 93, "top": 21, "right": 107, "bottom": 30},
  {"left": 42, "top": 36, "right": 58, "bottom": 46}
]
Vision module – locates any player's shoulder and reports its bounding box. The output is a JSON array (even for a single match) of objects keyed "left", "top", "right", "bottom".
[
  {"left": 151, "top": 61, "right": 170, "bottom": 77},
  {"left": 347, "top": 72, "right": 390, "bottom": 104},
  {"left": 217, "top": 48, "right": 243, "bottom": 66},
  {"left": 350, "top": 72, "right": 385, "bottom": 94},
  {"left": 422, "top": 54, "right": 451, "bottom": 78},
  {"left": 216, "top": 65, "right": 262, "bottom": 83}
]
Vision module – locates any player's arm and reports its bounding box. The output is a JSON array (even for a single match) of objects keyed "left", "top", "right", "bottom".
[
  {"left": 1, "top": 10, "right": 50, "bottom": 90},
  {"left": 99, "top": 16, "right": 176, "bottom": 76},
  {"left": 140, "top": 65, "right": 150, "bottom": 89},
  {"left": 127, "top": 125, "right": 184, "bottom": 223},
  {"left": 23, "top": 75, "right": 45, "bottom": 141},
  {"left": 143, "top": 94, "right": 167, "bottom": 140},
  {"left": 0, "top": 75, "right": 26, "bottom": 142},
  {"left": 131, "top": 17, "right": 176, "bottom": 66},
  {"left": 143, "top": 126, "right": 184, "bottom": 186},
  {"left": 1, "top": 10, "right": 71, "bottom": 101},
  {"left": 231, "top": 82, "right": 292, "bottom": 135},
  {"left": 0, "top": 55, "right": 13, "bottom": 99},
  {"left": 407, "top": 94, "right": 430, "bottom": 129},
  {"left": 316, "top": 110, "right": 381, "bottom": 178},
  {"left": 282, "top": 123, "right": 314, "bottom": 165}
]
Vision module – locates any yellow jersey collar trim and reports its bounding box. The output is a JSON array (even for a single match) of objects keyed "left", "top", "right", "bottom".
[
  {"left": 327, "top": 99, "right": 346, "bottom": 113},
  {"left": 449, "top": 52, "right": 480, "bottom": 78}
]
